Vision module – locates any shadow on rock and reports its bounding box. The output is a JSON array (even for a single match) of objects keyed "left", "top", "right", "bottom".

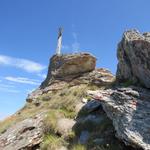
[{"left": 70, "top": 100, "right": 136, "bottom": 150}]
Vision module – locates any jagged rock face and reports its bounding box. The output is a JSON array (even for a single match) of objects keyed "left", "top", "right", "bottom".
[
  {"left": 0, "top": 113, "right": 44, "bottom": 150},
  {"left": 88, "top": 87, "right": 150, "bottom": 150},
  {"left": 42, "top": 53, "right": 96, "bottom": 87},
  {"left": 117, "top": 30, "right": 150, "bottom": 88}
]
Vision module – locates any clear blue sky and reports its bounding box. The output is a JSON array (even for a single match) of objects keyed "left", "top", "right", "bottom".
[{"left": 0, "top": 0, "right": 150, "bottom": 120}]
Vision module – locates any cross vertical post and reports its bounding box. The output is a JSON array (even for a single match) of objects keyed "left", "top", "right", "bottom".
[{"left": 56, "top": 27, "right": 63, "bottom": 55}]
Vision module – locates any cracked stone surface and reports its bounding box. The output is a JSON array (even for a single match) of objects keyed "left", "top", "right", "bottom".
[
  {"left": 87, "top": 87, "right": 150, "bottom": 150},
  {"left": 0, "top": 113, "right": 44, "bottom": 150},
  {"left": 117, "top": 29, "right": 150, "bottom": 88}
]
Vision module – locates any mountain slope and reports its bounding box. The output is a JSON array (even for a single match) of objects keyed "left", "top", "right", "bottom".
[{"left": 0, "top": 30, "right": 150, "bottom": 150}]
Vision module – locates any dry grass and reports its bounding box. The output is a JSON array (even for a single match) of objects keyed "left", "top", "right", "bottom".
[
  {"left": 0, "top": 83, "right": 88, "bottom": 135},
  {"left": 0, "top": 82, "right": 117, "bottom": 149},
  {"left": 40, "top": 134, "right": 66, "bottom": 150},
  {"left": 0, "top": 116, "right": 16, "bottom": 134},
  {"left": 0, "top": 102, "right": 49, "bottom": 134},
  {"left": 42, "top": 109, "right": 60, "bottom": 134}
]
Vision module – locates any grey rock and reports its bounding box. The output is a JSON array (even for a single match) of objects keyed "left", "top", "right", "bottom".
[
  {"left": 83, "top": 114, "right": 103, "bottom": 123},
  {"left": 73, "top": 68, "right": 115, "bottom": 86},
  {"left": 42, "top": 53, "right": 96, "bottom": 87},
  {"left": 26, "top": 88, "right": 43, "bottom": 102},
  {"left": 93, "top": 138, "right": 104, "bottom": 145},
  {"left": 56, "top": 118, "right": 75, "bottom": 137},
  {"left": 83, "top": 100, "right": 101, "bottom": 113},
  {"left": 117, "top": 29, "right": 150, "bottom": 88},
  {"left": 79, "top": 131, "right": 89, "bottom": 144},
  {"left": 0, "top": 113, "right": 44, "bottom": 150},
  {"left": 88, "top": 87, "right": 150, "bottom": 150}
]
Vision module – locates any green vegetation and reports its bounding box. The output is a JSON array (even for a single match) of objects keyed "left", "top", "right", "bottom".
[
  {"left": 38, "top": 93, "right": 51, "bottom": 101},
  {"left": 0, "top": 103, "right": 46, "bottom": 134},
  {"left": 42, "top": 110, "right": 59, "bottom": 134},
  {"left": 0, "top": 81, "right": 126, "bottom": 150},
  {"left": 41, "top": 134, "right": 66, "bottom": 150},
  {"left": 72, "top": 144, "right": 86, "bottom": 150},
  {"left": 0, "top": 84, "right": 87, "bottom": 134},
  {"left": 121, "top": 80, "right": 134, "bottom": 87},
  {"left": 58, "top": 107, "right": 76, "bottom": 119},
  {"left": 67, "top": 131, "right": 76, "bottom": 141}
]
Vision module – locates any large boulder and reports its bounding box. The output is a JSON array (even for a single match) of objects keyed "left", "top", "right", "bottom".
[
  {"left": 88, "top": 87, "right": 150, "bottom": 150},
  {"left": 0, "top": 113, "right": 44, "bottom": 150},
  {"left": 116, "top": 29, "right": 150, "bottom": 88},
  {"left": 56, "top": 118, "right": 75, "bottom": 137},
  {"left": 42, "top": 53, "right": 96, "bottom": 87}
]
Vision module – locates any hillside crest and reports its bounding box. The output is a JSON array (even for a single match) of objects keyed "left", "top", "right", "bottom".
[{"left": 0, "top": 30, "right": 150, "bottom": 150}]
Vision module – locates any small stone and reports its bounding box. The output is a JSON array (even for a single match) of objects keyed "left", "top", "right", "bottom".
[
  {"left": 56, "top": 118, "right": 75, "bottom": 137},
  {"left": 82, "top": 98, "right": 88, "bottom": 103}
]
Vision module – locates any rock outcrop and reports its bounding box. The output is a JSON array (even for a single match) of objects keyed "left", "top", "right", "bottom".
[
  {"left": 117, "top": 30, "right": 150, "bottom": 88},
  {"left": 27, "top": 53, "right": 99, "bottom": 102},
  {"left": 42, "top": 53, "right": 96, "bottom": 87},
  {"left": 87, "top": 87, "right": 150, "bottom": 150},
  {"left": 27, "top": 68, "right": 114, "bottom": 102},
  {"left": 0, "top": 113, "right": 44, "bottom": 150}
]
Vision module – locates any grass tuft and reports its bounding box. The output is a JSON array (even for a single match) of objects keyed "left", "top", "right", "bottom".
[
  {"left": 42, "top": 110, "right": 59, "bottom": 134},
  {"left": 41, "top": 134, "right": 66, "bottom": 150},
  {"left": 72, "top": 144, "right": 86, "bottom": 150}
]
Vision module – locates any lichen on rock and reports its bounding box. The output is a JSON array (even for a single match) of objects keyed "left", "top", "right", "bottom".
[
  {"left": 42, "top": 53, "right": 96, "bottom": 87},
  {"left": 117, "top": 29, "right": 150, "bottom": 88}
]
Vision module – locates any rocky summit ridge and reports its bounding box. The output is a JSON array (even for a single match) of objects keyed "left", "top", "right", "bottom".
[{"left": 0, "top": 29, "right": 150, "bottom": 150}]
